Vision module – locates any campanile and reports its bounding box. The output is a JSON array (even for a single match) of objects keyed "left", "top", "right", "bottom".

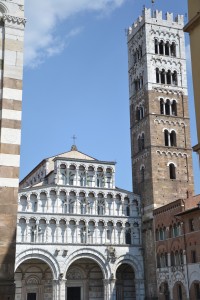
[{"left": 128, "top": 8, "right": 194, "bottom": 298}]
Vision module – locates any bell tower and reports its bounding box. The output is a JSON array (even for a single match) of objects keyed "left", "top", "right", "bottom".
[
  {"left": 0, "top": 1, "right": 25, "bottom": 299},
  {"left": 128, "top": 8, "right": 194, "bottom": 298}
]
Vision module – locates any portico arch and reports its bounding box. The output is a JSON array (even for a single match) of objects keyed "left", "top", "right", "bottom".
[
  {"left": 63, "top": 248, "right": 110, "bottom": 279},
  {"left": 116, "top": 263, "right": 136, "bottom": 300},
  {"left": 65, "top": 257, "right": 104, "bottom": 300},
  {"left": 15, "top": 248, "right": 60, "bottom": 279},
  {"left": 15, "top": 258, "right": 55, "bottom": 300}
]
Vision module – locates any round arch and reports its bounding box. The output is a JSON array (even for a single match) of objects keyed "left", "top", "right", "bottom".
[
  {"left": 114, "top": 254, "right": 143, "bottom": 280},
  {"left": 62, "top": 248, "right": 110, "bottom": 279},
  {"left": 15, "top": 248, "right": 60, "bottom": 280}
]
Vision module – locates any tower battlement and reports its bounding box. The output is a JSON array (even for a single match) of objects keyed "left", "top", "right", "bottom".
[{"left": 128, "top": 8, "right": 184, "bottom": 39}]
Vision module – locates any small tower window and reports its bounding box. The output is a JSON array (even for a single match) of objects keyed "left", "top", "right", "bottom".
[
  {"left": 164, "top": 130, "right": 169, "bottom": 146},
  {"left": 161, "top": 69, "right": 165, "bottom": 84},
  {"left": 155, "top": 39, "right": 158, "bottom": 54},
  {"left": 156, "top": 68, "right": 160, "bottom": 83},
  {"left": 160, "top": 98, "right": 165, "bottom": 114},
  {"left": 172, "top": 71, "right": 178, "bottom": 85},
  {"left": 166, "top": 70, "right": 171, "bottom": 84},
  {"left": 170, "top": 131, "right": 177, "bottom": 147},
  {"left": 165, "top": 41, "right": 170, "bottom": 56},
  {"left": 165, "top": 100, "right": 171, "bottom": 115},
  {"left": 141, "top": 133, "right": 145, "bottom": 149},
  {"left": 172, "top": 100, "right": 177, "bottom": 116},
  {"left": 169, "top": 163, "right": 176, "bottom": 179},
  {"left": 159, "top": 40, "right": 164, "bottom": 55},
  {"left": 171, "top": 42, "right": 176, "bottom": 57},
  {"left": 141, "top": 166, "right": 145, "bottom": 182}
]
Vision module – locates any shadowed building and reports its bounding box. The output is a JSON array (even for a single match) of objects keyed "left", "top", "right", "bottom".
[{"left": 0, "top": 1, "right": 25, "bottom": 299}]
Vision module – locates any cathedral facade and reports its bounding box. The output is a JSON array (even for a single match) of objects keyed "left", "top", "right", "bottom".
[{"left": 15, "top": 146, "right": 144, "bottom": 300}]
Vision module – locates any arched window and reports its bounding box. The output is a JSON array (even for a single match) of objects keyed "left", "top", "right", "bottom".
[
  {"left": 141, "top": 166, "right": 145, "bottom": 182},
  {"left": 126, "top": 206, "right": 130, "bottom": 217},
  {"left": 136, "top": 107, "right": 140, "bottom": 121},
  {"left": 156, "top": 68, "right": 160, "bottom": 83},
  {"left": 169, "top": 163, "right": 176, "bottom": 179},
  {"left": 165, "top": 41, "right": 170, "bottom": 56},
  {"left": 171, "top": 251, "right": 175, "bottom": 266},
  {"left": 138, "top": 136, "right": 141, "bottom": 151},
  {"left": 175, "top": 250, "right": 180, "bottom": 266},
  {"left": 155, "top": 39, "right": 158, "bottom": 54},
  {"left": 165, "top": 99, "right": 171, "bottom": 115},
  {"left": 165, "top": 252, "right": 168, "bottom": 267},
  {"left": 180, "top": 250, "right": 184, "bottom": 265},
  {"left": 160, "top": 98, "right": 165, "bottom": 114},
  {"left": 164, "top": 130, "right": 169, "bottom": 146},
  {"left": 172, "top": 100, "right": 177, "bottom": 116},
  {"left": 171, "top": 42, "right": 176, "bottom": 57},
  {"left": 159, "top": 40, "right": 164, "bottom": 55},
  {"left": 156, "top": 229, "right": 159, "bottom": 241},
  {"left": 141, "top": 106, "right": 144, "bottom": 119},
  {"left": 170, "top": 131, "right": 177, "bottom": 147},
  {"left": 141, "top": 133, "right": 145, "bottom": 150},
  {"left": 157, "top": 254, "right": 161, "bottom": 268},
  {"left": 161, "top": 69, "right": 165, "bottom": 84},
  {"left": 125, "top": 229, "right": 131, "bottom": 244},
  {"left": 166, "top": 70, "right": 171, "bottom": 84},
  {"left": 159, "top": 228, "right": 164, "bottom": 240},
  {"left": 172, "top": 71, "right": 178, "bottom": 85}
]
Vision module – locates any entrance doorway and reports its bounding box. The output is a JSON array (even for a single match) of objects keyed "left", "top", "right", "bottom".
[
  {"left": 67, "top": 287, "right": 81, "bottom": 300},
  {"left": 116, "top": 263, "right": 136, "bottom": 300},
  {"left": 27, "top": 293, "right": 36, "bottom": 300}
]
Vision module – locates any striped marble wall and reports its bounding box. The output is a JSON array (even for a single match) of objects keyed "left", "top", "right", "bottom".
[{"left": 0, "top": 1, "right": 25, "bottom": 299}]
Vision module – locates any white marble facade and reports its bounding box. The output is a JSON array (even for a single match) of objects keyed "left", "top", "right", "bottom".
[{"left": 15, "top": 146, "right": 144, "bottom": 300}]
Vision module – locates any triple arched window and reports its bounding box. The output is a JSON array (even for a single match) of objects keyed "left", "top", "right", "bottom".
[
  {"left": 171, "top": 250, "right": 184, "bottom": 266},
  {"left": 160, "top": 98, "right": 177, "bottom": 116},
  {"left": 156, "top": 68, "right": 178, "bottom": 86},
  {"left": 164, "top": 130, "right": 177, "bottom": 147},
  {"left": 155, "top": 39, "right": 176, "bottom": 57}
]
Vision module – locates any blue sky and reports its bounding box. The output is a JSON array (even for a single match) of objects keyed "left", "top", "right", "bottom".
[{"left": 21, "top": 0, "right": 200, "bottom": 195}]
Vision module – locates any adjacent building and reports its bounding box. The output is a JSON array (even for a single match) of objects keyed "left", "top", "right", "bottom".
[
  {"left": 127, "top": 8, "right": 194, "bottom": 299},
  {"left": 0, "top": 1, "right": 25, "bottom": 299},
  {"left": 184, "top": 0, "right": 200, "bottom": 156},
  {"left": 15, "top": 146, "right": 145, "bottom": 300},
  {"left": 154, "top": 194, "right": 200, "bottom": 300}
]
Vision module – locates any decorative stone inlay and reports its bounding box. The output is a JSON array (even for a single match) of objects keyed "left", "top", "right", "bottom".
[
  {"left": 154, "top": 119, "right": 186, "bottom": 126},
  {"left": 156, "top": 150, "right": 188, "bottom": 158}
]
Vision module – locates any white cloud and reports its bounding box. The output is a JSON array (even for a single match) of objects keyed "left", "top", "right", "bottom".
[{"left": 24, "top": 0, "right": 125, "bottom": 68}]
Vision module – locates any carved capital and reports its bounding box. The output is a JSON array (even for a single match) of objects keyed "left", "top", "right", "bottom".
[{"left": 3, "top": 14, "right": 26, "bottom": 26}]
